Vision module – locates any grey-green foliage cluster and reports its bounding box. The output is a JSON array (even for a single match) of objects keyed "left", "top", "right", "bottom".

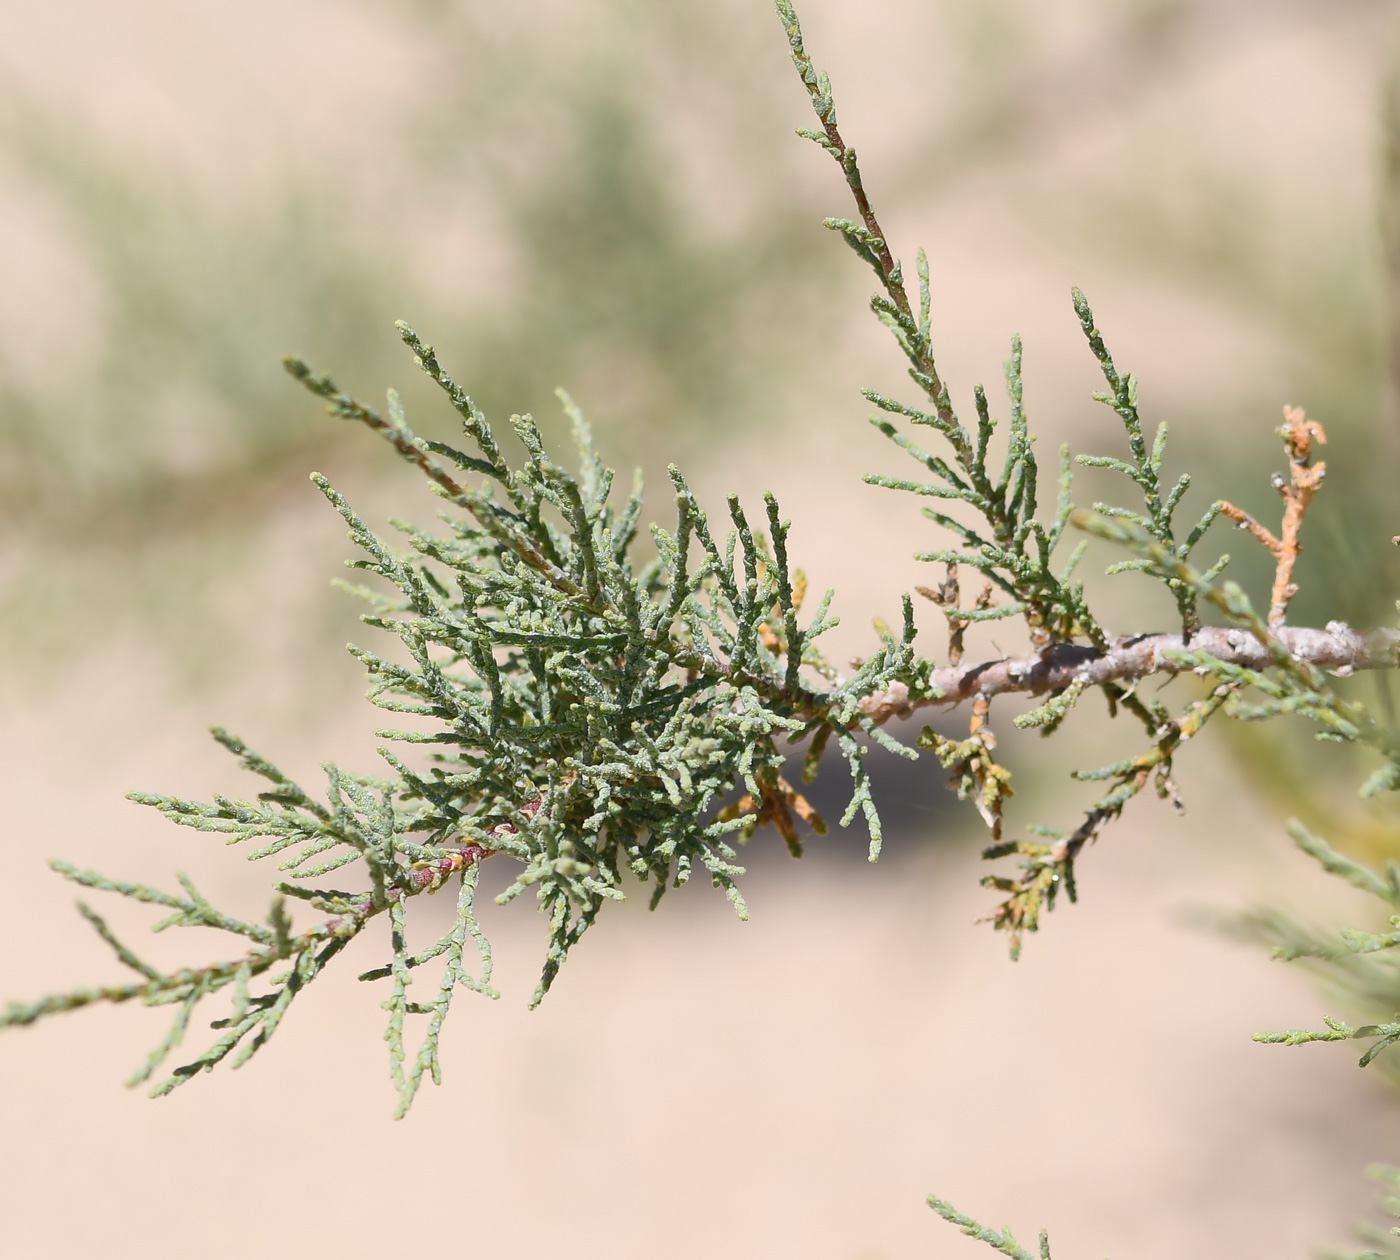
[
  {"left": 0, "top": 304, "right": 917, "bottom": 1117},
  {"left": 776, "top": 0, "right": 1247, "bottom": 947},
  {"left": 6, "top": 0, "right": 1400, "bottom": 1251}
]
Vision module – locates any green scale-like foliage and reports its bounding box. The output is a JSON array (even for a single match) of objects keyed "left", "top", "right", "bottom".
[
  {"left": 282, "top": 322, "right": 910, "bottom": 979},
  {"left": 0, "top": 0, "right": 1332, "bottom": 1113},
  {"left": 1, "top": 309, "right": 935, "bottom": 1115},
  {"left": 10, "top": 29, "right": 1400, "bottom": 1248}
]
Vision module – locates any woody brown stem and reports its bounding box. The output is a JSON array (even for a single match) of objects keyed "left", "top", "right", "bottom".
[{"left": 852, "top": 622, "right": 1399, "bottom": 724}]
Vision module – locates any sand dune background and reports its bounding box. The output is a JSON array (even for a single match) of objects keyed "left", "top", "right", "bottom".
[{"left": 2, "top": 2, "right": 1400, "bottom": 1256}]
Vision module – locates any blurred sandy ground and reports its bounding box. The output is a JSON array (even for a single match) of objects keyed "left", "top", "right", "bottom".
[
  {"left": 2, "top": 1, "right": 1400, "bottom": 1256},
  {"left": 0, "top": 655, "right": 1392, "bottom": 1259}
]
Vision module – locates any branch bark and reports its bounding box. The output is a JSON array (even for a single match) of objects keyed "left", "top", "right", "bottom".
[{"left": 857, "top": 623, "right": 1400, "bottom": 721}]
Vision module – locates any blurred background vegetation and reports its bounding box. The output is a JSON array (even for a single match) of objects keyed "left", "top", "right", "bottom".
[
  {"left": 0, "top": 0, "right": 1395, "bottom": 900},
  {"left": 6, "top": 4, "right": 1400, "bottom": 1253},
  {"left": 4, "top": 0, "right": 1400, "bottom": 844},
  {"left": 0, "top": 0, "right": 838, "bottom": 678}
]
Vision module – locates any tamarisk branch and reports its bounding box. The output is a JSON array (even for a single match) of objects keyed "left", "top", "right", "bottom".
[
  {"left": 857, "top": 624, "right": 1400, "bottom": 723},
  {"left": 9, "top": 0, "right": 1400, "bottom": 1122}
]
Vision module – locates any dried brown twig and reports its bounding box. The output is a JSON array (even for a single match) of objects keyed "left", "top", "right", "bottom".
[
  {"left": 716, "top": 769, "right": 827, "bottom": 858},
  {"left": 1219, "top": 405, "right": 1327, "bottom": 628},
  {"left": 916, "top": 562, "right": 994, "bottom": 669}
]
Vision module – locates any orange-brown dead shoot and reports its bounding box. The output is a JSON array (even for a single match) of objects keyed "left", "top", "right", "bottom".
[
  {"left": 1218, "top": 405, "right": 1326, "bottom": 628},
  {"left": 917, "top": 563, "right": 994, "bottom": 667}
]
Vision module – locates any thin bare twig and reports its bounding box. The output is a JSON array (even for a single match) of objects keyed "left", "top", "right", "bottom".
[
  {"left": 917, "top": 563, "right": 994, "bottom": 669},
  {"left": 1219, "top": 405, "right": 1327, "bottom": 627}
]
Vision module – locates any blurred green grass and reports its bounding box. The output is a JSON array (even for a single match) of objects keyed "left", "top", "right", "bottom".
[{"left": 0, "top": 0, "right": 839, "bottom": 673}]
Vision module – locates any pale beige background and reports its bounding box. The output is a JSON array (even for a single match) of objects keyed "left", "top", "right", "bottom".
[{"left": 1, "top": 2, "right": 1398, "bottom": 1257}]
